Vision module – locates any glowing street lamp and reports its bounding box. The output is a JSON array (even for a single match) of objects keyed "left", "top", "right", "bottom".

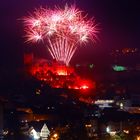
[
  {"left": 51, "top": 133, "right": 59, "bottom": 140},
  {"left": 106, "top": 126, "right": 110, "bottom": 133}
]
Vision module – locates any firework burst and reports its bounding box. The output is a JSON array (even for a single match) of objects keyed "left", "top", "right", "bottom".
[{"left": 23, "top": 5, "right": 99, "bottom": 65}]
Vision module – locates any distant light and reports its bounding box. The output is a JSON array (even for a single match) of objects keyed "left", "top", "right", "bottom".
[
  {"left": 51, "top": 133, "right": 59, "bottom": 140},
  {"left": 120, "top": 103, "right": 124, "bottom": 109},
  {"left": 123, "top": 130, "right": 129, "bottom": 134},
  {"left": 137, "top": 136, "right": 140, "bottom": 140},
  {"left": 95, "top": 100, "right": 114, "bottom": 104},
  {"left": 36, "top": 89, "right": 41, "bottom": 95},
  {"left": 106, "top": 126, "right": 117, "bottom": 136},
  {"left": 3, "top": 130, "right": 9, "bottom": 135},
  {"left": 110, "top": 131, "right": 116, "bottom": 136},
  {"left": 89, "top": 64, "right": 94, "bottom": 69},
  {"left": 53, "top": 133, "right": 58, "bottom": 138},
  {"left": 113, "top": 65, "right": 127, "bottom": 72},
  {"left": 106, "top": 126, "right": 110, "bottom": 133},
  {"left": 85, "top": 124, "right": 92, "bottom": 128}
]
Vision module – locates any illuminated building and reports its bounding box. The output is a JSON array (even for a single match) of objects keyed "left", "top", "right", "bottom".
[
  {"left": 40, "top": 124, "right": 50, "bottom": 140},
  {"left": 94, "top": 100, "right": 114, "bottom": 108},
  {"left": 29, "top": 127, "right": 40, "bottom": 139}
]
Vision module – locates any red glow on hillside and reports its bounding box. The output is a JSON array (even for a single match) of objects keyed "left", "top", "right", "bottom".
[{"left": 29, "top": 60, "right": 95, "bottom": 90}]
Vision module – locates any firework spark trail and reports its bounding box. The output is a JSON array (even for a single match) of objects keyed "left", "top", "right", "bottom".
[
  {"left": 23, "top": 5, "right": 99, "bottom": 65},
  {"left": 64, "top": 38, "right": 68, "bottom": 63},
  {"left": 68, "top": 46, "right": 77, "bottom": 65}
]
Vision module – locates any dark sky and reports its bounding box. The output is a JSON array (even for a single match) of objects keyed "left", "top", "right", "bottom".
[{"left": 0, "top": 0, "right": 140, "bottom": 68}]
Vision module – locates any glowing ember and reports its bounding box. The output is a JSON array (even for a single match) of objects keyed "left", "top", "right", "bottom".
[
  {"left": 23, "top": 5, "right": 99, "bottom": 65},
  {"left": 80, "top": 85, "right": 89, "bottom": 90},
  {"left": 57, "top": 69, "right": 67, "bottom": 76}
]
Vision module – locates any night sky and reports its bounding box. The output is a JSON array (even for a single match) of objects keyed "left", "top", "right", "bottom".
[{"left": 0, "top": 0, "right": 140, "bottom": 69}]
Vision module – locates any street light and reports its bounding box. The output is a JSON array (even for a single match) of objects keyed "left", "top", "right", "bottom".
[
  {"left": 53, "top": 133, "right": 58, "bottom": 138},
  {"left": 106, "top": 126, "right": 110, "bottom": 133},
  {"left": 51, "top": 133, "right": 59, "bottom": 140}
]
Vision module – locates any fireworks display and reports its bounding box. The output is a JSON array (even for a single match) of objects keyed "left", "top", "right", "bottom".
[{"left": 23, "top": 5, "right": 99, "bottom": 65}]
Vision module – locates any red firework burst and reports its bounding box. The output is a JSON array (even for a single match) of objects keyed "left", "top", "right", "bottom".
[{"left": 23, "top": 5, "right": 99, "bottom": 65}]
